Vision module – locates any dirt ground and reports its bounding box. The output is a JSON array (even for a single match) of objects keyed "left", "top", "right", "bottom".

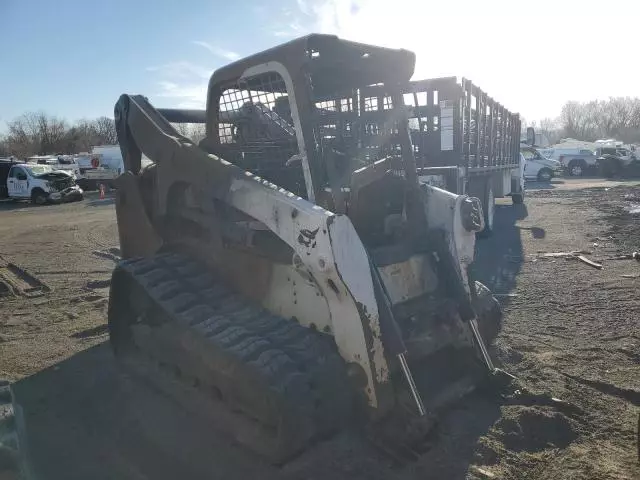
[{"left": 0, "top": 181, "right": 639, "bottom": 480}]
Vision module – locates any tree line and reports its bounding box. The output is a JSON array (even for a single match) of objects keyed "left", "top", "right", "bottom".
[
  {"left": 532, "top": 97, "right": 640, "bottom": 146},
  {"left": 0, "top": 111, "right": 207, "bottom": 159},
  {"left": 0, "top": 112, "right": 117, "bottom": 159},
  {"left": 4, "top": 97, "right": 639, "bottom": 159}
]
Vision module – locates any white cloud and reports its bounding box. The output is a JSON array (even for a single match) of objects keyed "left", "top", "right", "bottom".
[
  {"left": 146, "top": 39, "right": 240, "bottom": 109},
  {"left": 146, "top": 61, "right": 211, "bottom": 80},
  {"left": 154, "top": 81, "right": 208, "bottom": 109},
  {"left": 295, "top": 0, "right": 312, "bottom": 16},
  {"left": 272, "top": 30, "right": 296, "bottom": 38},
  {"left": 271, "top": 0, "right": 640, "bottom": 122},
  {"left": 146, "top": 61, "right": 212, "bottom": 109},
  {"left": 192, "top": 40, "right": 240, "bottom": 61}
]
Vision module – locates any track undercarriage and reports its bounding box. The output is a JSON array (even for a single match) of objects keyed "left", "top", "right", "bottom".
[{"left": 109, "top": 252, "right": 352, "bottom": 463}]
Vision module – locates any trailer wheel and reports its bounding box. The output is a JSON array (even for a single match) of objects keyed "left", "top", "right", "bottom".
[{"left": 512, "top": 190, "right": 524, "bottom": 205}]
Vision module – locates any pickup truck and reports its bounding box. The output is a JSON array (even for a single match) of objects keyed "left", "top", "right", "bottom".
[
  {"left": 556, "top": 150, "right": 598, "bottom": 177},
  {"left": 6, "top": 164, "right": 83, "bottom": 204}
]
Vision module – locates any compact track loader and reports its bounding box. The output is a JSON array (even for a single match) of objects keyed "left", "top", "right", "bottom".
[{"left": 108, "top": 34, "right": 505, "bottom": 463}]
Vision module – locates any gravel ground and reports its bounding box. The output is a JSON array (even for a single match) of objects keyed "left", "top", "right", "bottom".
[
  {"left": 0, "top": 195, "right": 116, "bottom": 381},
  {"left": 0, "top": 181, "right": 638, "bottom": 480}
]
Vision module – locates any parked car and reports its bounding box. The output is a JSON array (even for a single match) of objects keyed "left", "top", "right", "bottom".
[
  {"left": 520, "top": 146, "right": 562, "bottom": 181},
  {"left": 6, "top": 164, "right": 83, "bottom": 204}
]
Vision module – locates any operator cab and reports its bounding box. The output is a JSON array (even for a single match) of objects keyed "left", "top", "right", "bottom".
[{"left": 199, "top": 34, "right": 418, "bottom": 246}]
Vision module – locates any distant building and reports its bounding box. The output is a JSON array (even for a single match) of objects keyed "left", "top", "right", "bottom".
[{"left": 520, "top": 131, "right": 551, "bottom": 147}]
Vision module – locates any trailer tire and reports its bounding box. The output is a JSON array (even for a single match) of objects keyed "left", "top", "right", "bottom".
[
  {"left": 473, "top": 281, "right": 502, "bottom": 344},
  {"left": 512, "top": 191, "right": 524, "bottom": 205}
]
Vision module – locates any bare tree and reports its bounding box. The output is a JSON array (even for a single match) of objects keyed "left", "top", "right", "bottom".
[
  {"left": 5, "top": 113, "right": 40, "bottom": 158},
  {"left": 0, "top": 136, "right": 9, "bottom": 157},
  {"left": 558, "top": 97, "right": 640, "bottom": 143},
  {"left": 3, "top": 112, "right": 68, "bottom": 156},
  {"left": 172, "top": 123, "right": 206, "bottom": 143},
  {"left": 538, "top": 117, "right": 562, "bottom": 145},
  {"left": 91, "top": 117, "right": 117, "bottom": 144},
  {"left": 173, "top": 123, "right": 191, "bottom": 137},
  {"left": 560, "top": 101, "right": 581, "bottom": 139},
  {"left": 629, "top": 98, "right": 640, "bottom": 129},
  {"left": 37, "top": 112, "right": 67, "bottom": 153},
  {"left": 1, "top": 112, "right": 121, "bottom": 158},
  {"left": 190, "top": 123, "right": 206, "bottom": 143}
]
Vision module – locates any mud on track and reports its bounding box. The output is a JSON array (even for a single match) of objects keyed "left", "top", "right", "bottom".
[{"left": 0, "top": 184, "right": 639, "bottom": 480}]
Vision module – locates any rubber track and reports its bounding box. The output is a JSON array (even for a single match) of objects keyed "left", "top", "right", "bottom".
[{"left": 111, "top": 252, "right": 351, "bottom": 461}]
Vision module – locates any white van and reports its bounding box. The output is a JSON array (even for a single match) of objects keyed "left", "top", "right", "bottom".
[
  {"left": 73, "top": 145, "right": 125, "bottom": 190},
  {"left": 521, "top": 146, "right": 563, "bottom": 181},
  {"left": 91, "top": 145, "right": 124, "bottom": 171},
  {"left": 6, "top": 164, "right": 83, "bottom": 204}
]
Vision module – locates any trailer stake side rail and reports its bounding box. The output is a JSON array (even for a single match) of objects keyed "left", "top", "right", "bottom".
[{"left": 351, "top": 77, "right": 520, "bottom": 174}]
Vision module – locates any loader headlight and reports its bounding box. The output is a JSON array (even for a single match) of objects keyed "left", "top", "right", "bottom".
[{"left": 461, "top": 196, "right": 484, "bottom": 232}]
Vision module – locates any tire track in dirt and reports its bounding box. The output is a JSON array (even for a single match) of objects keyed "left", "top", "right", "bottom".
[
  {"left": 478, "top": 186, "right": 640, "bottom": 479},
  {"left": 560, "top": 372, "right": 640, "bottom": 406}
]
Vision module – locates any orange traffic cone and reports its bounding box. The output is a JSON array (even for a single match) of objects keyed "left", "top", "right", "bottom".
[{"left": 99, "top": 184, "right": 105, "bottom": 200}]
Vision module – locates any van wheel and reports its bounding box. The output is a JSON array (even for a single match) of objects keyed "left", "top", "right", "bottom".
[
  {"left": 537, "top": 168, "right": 553, "bottom": 182},
  {"left": 31, "top": 189, "right": 48, "bottom": 205}
]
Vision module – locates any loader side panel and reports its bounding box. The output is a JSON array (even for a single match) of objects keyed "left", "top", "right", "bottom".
[{"left": 114, "top": 92, "right": 395, "bottom": 414}]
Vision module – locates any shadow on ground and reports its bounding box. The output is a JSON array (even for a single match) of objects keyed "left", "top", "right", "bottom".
[
  {"left": 0, "top": 198, "right": 86, "bottom": 212},
  {"left": 525, "top": 180, "right": 559, "bottom": 190},
  {"left": 10, "top": 342, "right": 508, "bottom": 480},
  {"left": 0, "top": 200, "right": 46, "bottom": 212},
  {"left": 473, "top": 203, "right": 528, "bottom": 296},
  {"left": 10, "top": 343, "right": 276, "bottom": 480},
  {"left": 85, "top": 197, "right": 115, "bottom": 207}
]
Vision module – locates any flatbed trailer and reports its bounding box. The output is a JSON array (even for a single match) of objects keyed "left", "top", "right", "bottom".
[{"left": 333, "top": 77, "right": 524, "bottom": 235}]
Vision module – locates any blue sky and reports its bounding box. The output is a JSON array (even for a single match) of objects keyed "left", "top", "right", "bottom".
[
  {"left": 1, "top": 0, "right": 638, "bottom": 129},
  {"left": 0, "top": 0, "right": 303, "bottom": 126}
]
